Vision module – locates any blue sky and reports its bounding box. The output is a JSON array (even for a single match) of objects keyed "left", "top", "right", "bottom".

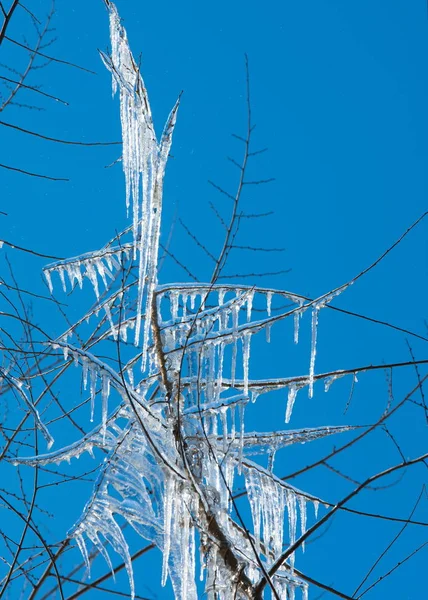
[{"left": 1, "top": 0, "right": 428, "bottom": 598}]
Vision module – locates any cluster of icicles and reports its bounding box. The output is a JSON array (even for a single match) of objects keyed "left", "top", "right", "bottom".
[
  {"left": 14, "top": 371, "right": 355, "bottom": 600},
  {"left": 13, "top": 3, "right": 356, "bottom": 599},
  {"left": 26, "top": 278, "right": 354, "bottom": 600}
]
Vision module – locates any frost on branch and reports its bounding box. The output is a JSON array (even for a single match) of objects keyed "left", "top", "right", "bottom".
[{"left": 11, "top": 4, "right": 358, "bottom": 599}]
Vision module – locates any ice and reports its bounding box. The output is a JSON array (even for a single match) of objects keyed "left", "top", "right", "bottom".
[
  {"left": 58, "top": 267, "right": 66, "bottom": 292},
  {"left": 75, "top": 534, "right": 90, "bottom": 574},
  {"left": 16, "top": 5, "right": 356, "bottom": 597},
  {"left": 245, "top": 468, "right": 262, "bottom": 556},
  {"left": 298, "top": 495, "right": 307, "bottom": 551},
  {"left": 238, "top": 402, "right": 245, "bottom": 471},
  {"left": 308, "top": 307, "right": 319, "bottom": 399},
  {"left": 162, "top": 474, "right": 175, "bottom": 586},
  {"left": 242, "top": 332, "right": 251, "bottom": 395},
  {"left": 286, "top": 488, "right": 297, "bottom": 569},
  {"left": 266, "top": 291, "right": 273, "bottom": 316},
  {"left": 324, "top": 372, "right": 345, "bottom": 392},
  {"left": 285, "top": 384, "right": 299, "bottom": 423},
  {"left": 170, "top": 290, "right": 179, "bottom": 321},
  {"left": 82, "top": 357, "right": 89, "bottom": 390},
  {"left": 90, "top": 367, "right": 97, "bottom": 422},
  {"left": 101, "top": 373, "right": 110, "bottom": 441},
  {"left": 293, "top": 306, "right": 301, "bottom": 345},
  {"left": 44, "top": 269, "right": 53, "bottom": 294},
  {"left": 246, "top": 289, "right": 254, "bottom": 322},
  {"left": 102, "top": 9, "right": 180, "bottom": 368}
]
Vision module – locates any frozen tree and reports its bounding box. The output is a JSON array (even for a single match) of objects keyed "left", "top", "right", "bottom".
[{"left": 1, "top": 3, "right": 427, "bottom": 600}]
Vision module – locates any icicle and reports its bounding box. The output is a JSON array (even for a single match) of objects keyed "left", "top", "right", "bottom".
[
  {"left": 181, "top": 503, "right": 190, "bottom": 600},
  {"left": 302, "top": 583, "right": 309, "bottom": 600},
  {"left": 298, "top": 496, "right": 307, "bottom": 552},
  {"left": 313, "top": 500, "right": 319, "bottom": 519},
  {"left": 242, "top": 332, "right": 251, "bottom": 395},
  {"left": 238, "top": 403, "right": 245, "bottom": 473},
  {"left": 266, "top": 291, "right": 273, "bottom": 316},
  {"left": 266, "top": 323, "right": 271, "bottom": 343},
  {"left": 75, "top": 534, "right": 90, "bottom": 576},
  {"left": 286, "top": 489, "right": 297, "bottom": 570},
  {"left": 294, "top": 310, "right": 300, "bottom": 345},
  {"left": 285, "top": 384, "right": 299, "bottom": 423},
  {"left": 127, "top": 366, "right": 134, "bottom": 388},
  {"left": 86, "top": 262, "right": 100, "bottom": 298},
  {"left": 95, "top": 258, "right": 109, "bottom": 288},
  {"left": 230, "top": 404, "right": 236, "bottom": 438},
  {"left": 101, "top": 374, "right": 110, "bottom": 441},
  {"left": 324, "top": 372, "right": 345, "bottom": 392},
  {"left": 308, "top": 307, "right": 319, "bottom": 398},
  {"left": 89, "top": 368, "right": 97, "bottom": 422},
  {"left": 45, "top": 269, "right": 53, "bottom": 294},
  {"left": 246, "top": 289, "right": 254, "bottom": 322},
  {"left": 199, "top": 535, "right": 207, "bottom": 581},
  {"left": 220, "top": 407, "right": 228, "bottom": 452},
  {"left": 246, "top": 469, "right": 261, "bottom": 557},
  {"left": 170, "top": 290, "right": 179, "bottom": 321},
  {"left": 190, "top": 292, "right": 197, "bottom": 310},
  {"left": 231, "top": 338, "right": 237, "bottom": 386},
  {"left": 65, "top": 264, "right": 74, "bottom": 288},
  {"left": 58, "top": 267, "right": 67, "bottom": 293},
  {"left": 216, "top": 342, "right": 224, "bottom": 399},
  {"left": 182, "top": 293, "right": 188, "bottom": 318},
  {"left": 162, "top": 475, "right": 175, "bottom": 586},
  {"left": 82, "top": 358, "right": 89, "bottom": 390}
]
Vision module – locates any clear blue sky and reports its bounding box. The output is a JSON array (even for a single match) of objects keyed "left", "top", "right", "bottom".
[{"left": 1, "top": 0, "right": 428, "bottom": 598}]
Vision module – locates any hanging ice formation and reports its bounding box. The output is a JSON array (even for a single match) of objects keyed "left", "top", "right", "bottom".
[
  {"left": 12, "top": 4, "right": 361, "bottom": 599},
  {"left": 43, "top": 1, "right": 180, "bottom": 371}
]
